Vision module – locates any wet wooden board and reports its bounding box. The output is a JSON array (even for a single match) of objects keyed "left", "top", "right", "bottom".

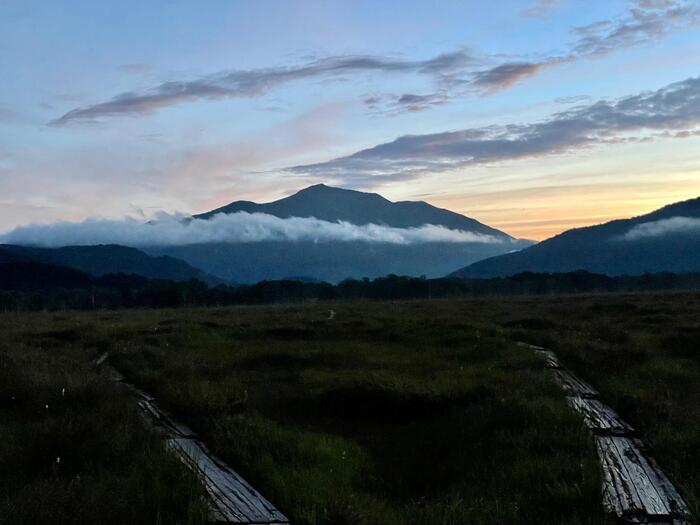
[
  {"left": 567, "top": 397, "right": 635, "bottom": 436},
  {"left": 93, "top": 351, "right": 110, "bottom": 367},
  {"left": 552, "top": 368, "right": 599, "bottom": 398},
  {"left": 137, "top": 399, "right": 197, "bottom": 439},
  {"left": 518, "top": 341, "right": 690, "bottom": 524},
  {"left": 134, "top": 394, "right": 288, "bottom": 524},
  {"left": 534, "top": 349, "right": 561, "bottom": 369},
  {"left": 169, "top": 438, "right": 289, "bottom": 524},
  {"left": 597, "top": 436, "right": 689, "bottom": 523},
  {"left": 94, "top": 353, "right": 288, "bottom": 524},
  {"left": 517, "top": 342, "right": 560, "bottom": 368}
]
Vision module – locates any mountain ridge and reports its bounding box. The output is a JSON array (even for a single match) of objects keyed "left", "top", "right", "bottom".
[
  {"left": 195, "top": 184, "right": 514, "bottom": 239},
  {"left": 451, "top": 196, "right": 700, "bottom": 278},
  {"left": 0, "top": 244, "right": 222, "bottom": 285},
  {"left": 142, "top": 184, "right": 532, "bottom": 283}
]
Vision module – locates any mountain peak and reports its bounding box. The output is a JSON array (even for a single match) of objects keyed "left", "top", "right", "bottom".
[
  {"left": 195, "top": 184, "right": 513, "bottom": 239},
  {"left": 292, "top": 183, "right": 388, "bottom": 202},
  {"left": 300, "top": 183, "right": 331, "bottom": 191}
]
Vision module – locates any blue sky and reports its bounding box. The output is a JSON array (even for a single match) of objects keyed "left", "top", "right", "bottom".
[{"left": 1, "top": 0, "right": 699, "bottom": 239}]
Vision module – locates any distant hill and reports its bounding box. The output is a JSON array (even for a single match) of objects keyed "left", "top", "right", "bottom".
[
  {"left": 0, "top": 260, "right": 93, "bottom": 290},
  {"left": 195, "top": 183, "right": 513, "bottom": 238},
  {"left": 451, "top": 197, "right": 700, "bottom": 278},
  {"left": 0, "top": 244, "right": 221, "bottom": 285},
  {"left": 148, "top": 240, "right": 532, "bottom": 283}
]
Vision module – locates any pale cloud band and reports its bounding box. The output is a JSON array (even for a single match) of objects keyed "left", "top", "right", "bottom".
[
  {"left": 50, "top": 51, "right": 472, "bottom": 125},
  {"left": 50, "top": 0, "right": 700, "bottom": 124},
  {"left": 0, "top": 211, "right": 505, "bottom": 247},
  {"left": 472, "top": 0, "right": 700, "bottom": 91},
  {"left": 620, "top": 216, "right": 700, "bottom": 240},
  {"left": 289, "top": 76, "right": 700, "bottom": 185}
]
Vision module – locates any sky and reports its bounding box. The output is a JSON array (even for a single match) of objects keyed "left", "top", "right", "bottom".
[{"left": 1, "top": 0, "right": 699, "bottom": 240}]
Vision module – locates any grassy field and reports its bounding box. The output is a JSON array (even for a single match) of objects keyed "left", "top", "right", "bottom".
[
  {"left": 0, "top": 315, "right": 208, "bottom": 525},
  {"left": 1, "top": 292, "right": 698, "bottom": 524}
]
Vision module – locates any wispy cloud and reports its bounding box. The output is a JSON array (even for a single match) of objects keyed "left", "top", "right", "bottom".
[
  {"left": 0, "top": 105, "right": 20, "bottom": 124},
  {"left": 0, "top": 211, "right": 504, "bottom": 247},
  {"left": 119, "top": 63, "right": 154, "bottom": 75},
  {"left": 372, "top": 0, "right": 700, "bottom": 105},
  {"left": 472, "top": 60, "right": 569, "bottom": 92},
  {"left": 289, "top": 76, "right": 700, "bottom": 185},
  {"left": 523, "top": 0, "right": 561, "bottom": 18},
  {"left": 620, "top": 216, "right": 700, "bottom": 240},
  {"left": 51, "top": 51, "right": 471, "bottom": 125},
  {"left": 49, "top": 1, "right": 700, "bottom": 124},
  {"left": 572, "top": 0, "right": 700, "bottom": 57},
  {"left": 471, "top": 0, "right": 700, "bottom": 92}
]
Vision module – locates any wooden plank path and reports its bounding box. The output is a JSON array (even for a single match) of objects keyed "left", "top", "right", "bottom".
[
  {"left": 519, "top": 342, "right": 690, "bottom": 524},
  {"left": 93, "top": 353, "right": 289, "bottom": 525}
]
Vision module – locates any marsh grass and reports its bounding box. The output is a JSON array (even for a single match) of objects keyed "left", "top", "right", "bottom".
[
  {"left": 3, "top": 293, "right": 696, "bottom": 523},
  {"left": 0, "top": 316, "right": 208, "bottom": 525},
  {"left": 496, "top": 293, "right": 700, "bottom": 519},
  {"left": 92, "top": 302, "right": 606, "bottom": 524}
]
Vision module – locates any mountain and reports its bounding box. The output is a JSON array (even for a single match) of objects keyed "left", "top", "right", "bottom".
[
  {"left": 451, "top": 197, "right": 700, "bottom": 278},
  {"left": 0, "top": 259, "right": 94, "bottom": 290},
  {"left": 147, "top": 240, "right": 530, "bottom": 284},
  {"left": 195, "top": 183, "right": 511, "bottom": 238},
  {"left": 145, "top": 184, "right": 532, "bottom": 283},
  {"left": 0, "top": 244, "right": 221, "bottom": 285}
]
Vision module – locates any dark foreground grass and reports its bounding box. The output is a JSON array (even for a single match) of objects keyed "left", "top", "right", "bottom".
[
  {"left": 2, "top": 293, "right": 697, "bottom": 524},
  {"left": 494, "top": 293, "right": 700, "bottom": 519},
  {"left": 0, "top": 315, "right": 208, "bottom": 525},
  {"left": 1, "top": 303, "right": 607, "bottom": 524}
]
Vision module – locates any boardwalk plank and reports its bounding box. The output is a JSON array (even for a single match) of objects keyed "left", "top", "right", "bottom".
[
  {"left": 519, "top": 341, "right": 690, "bottom": 524},
  {"left": 168, "top": 438, "right": 289, "bottom": 524},
  {"left": 138, "top": 399, "right": 198, "bottom": 438},
  {"left": 552, "top": 368, "right": 599, "bottom": 398},
  {"left": 94, "top": 353, "right": 288, "bottom": 524},
  {"left": 631, "top": 441, "right": 689, "bottom": 519},
  {"left": 535, "top": 349, "right": 561, "bottom": 369},
  {"left": 567, "top": 397, "right": 634, "bottom": 436}
]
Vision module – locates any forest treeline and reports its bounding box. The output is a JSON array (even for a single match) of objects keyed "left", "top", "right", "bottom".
[{"left": 2, "top": 260, "right": 700, "bottom": 311}]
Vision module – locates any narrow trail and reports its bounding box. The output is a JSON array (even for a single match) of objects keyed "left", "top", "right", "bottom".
[
  {"left": 518, "top": 342, "right": 690, "bottom": 525},
  {"left": 93, "top": 353, "right": 289, "bottom": 525}
]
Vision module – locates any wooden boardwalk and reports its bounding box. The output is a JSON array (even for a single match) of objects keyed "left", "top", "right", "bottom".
[
  {"left": 94, "top": 353, "right": 289, "bottom": 524},
  {"left": 519, "top": 342, "right": 690, "bottom": 524}
]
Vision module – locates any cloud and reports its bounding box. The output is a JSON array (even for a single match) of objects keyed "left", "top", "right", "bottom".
[
  {"left": 572, "top": 0, "right": 700, "bottom": 57},
  {"left": 523, "top": 0, "right": 561, "bottom": 18},
  {"left": 119, "top": 63, "right": 154, "bottom": 74},
  {"left": 620, "top": 216, "right": 700, "bottom": 240},
  {"left": 0, "top": 211, "right": 505, "bottom": 247},
  {"left": 472, "top": 61, "right": 558, "bottom": 92},
  {"left": 473, "top": 0, "right": 700, "bottom": 92},
  {"left": 399, "top": 0, "right": 700, "bottom": 98},
  {"left": 289, "top": 76, "right": 700, "bottom": 185},
  {"left": 51, "top": 51, "right": 472, "bottom": 125},
  {"left": 0, "top": 105, "right": 20, "bottom": 123},
  {"left": 392, "top": 92, "right": 451, "bottom": 112},
  {"left": 48, "top": 1, "right": 700, "bottom": 124}
]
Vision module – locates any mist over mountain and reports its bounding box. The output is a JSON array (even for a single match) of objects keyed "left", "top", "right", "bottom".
[
  {"left": 144, "top": 184, "right": 531, "bottom": 282},
  {"left": 0, "top": 185, "right": 532, "bottom": 283},
  {"left": 451, "top": 197, "right": 700, "bottom": 278}
]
